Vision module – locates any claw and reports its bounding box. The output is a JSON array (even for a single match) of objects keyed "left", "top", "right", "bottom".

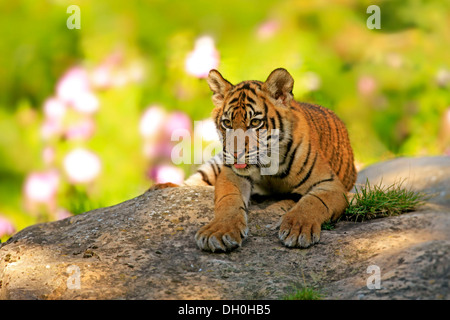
[{"left": 279, "top": 229, "right": 289, "bottom": 241}]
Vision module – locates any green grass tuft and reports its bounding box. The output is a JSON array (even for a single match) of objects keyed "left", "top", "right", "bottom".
[
  {"left": 341, "top": 179, "right": 429, "bottom": 222},
  {"left": 283, "top": 287, "right": 323, "bottom": 300}
]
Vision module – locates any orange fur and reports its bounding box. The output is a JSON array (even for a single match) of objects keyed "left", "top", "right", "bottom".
[{"left": 165, "top": 68, "right": 356, "bottom": 252}]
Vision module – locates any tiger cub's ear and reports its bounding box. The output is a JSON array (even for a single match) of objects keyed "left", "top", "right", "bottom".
[
  {"left": 263, "top": 68, "right": 294, "bottom": 105},
  {"left": 206, "top": 69, "right": 233, "bottom": 107}
]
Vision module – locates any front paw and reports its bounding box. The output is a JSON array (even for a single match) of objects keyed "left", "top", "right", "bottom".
[
  {"left": 195, "top": 216, "right": 248, "bottom": 252},
  {"left": 278, "top": 212, "right": 321, "bottom": 248}
]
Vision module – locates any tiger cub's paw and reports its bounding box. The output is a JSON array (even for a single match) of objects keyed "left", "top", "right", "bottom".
[
  {"left": 278, "top": 212, "right": 321, "bottom": 248},
  {"left": 148, "top": 182, "right": 180, "bottom": 191},
  {"left": 195, "top": 216, "right": 248, "bottom": 252}
]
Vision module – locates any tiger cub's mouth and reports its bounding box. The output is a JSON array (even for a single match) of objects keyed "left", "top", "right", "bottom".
[{"left": 233, "top": 163, "right": 248, "bottom": 169}]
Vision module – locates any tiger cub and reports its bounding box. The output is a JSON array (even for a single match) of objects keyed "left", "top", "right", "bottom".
[{"left": 156, "top": 68, "right": 356, "bottom": 252}]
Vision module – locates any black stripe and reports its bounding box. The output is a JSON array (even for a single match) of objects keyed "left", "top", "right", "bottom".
[
  {"left": 198, "top": 170, "right": 212, "bottom": 186},
  {"left": 304, "top": 176, "right": 334, "bottom": 194},
  {"left": 216, "top": 192, "right": 243, "bottom": 205},
  {"left": 275, "top": 110, "right": 285, "bottom": 142},
  {"left": 216, "top": 161, "right": 222, "bottom": 174},
  {"left": 278, "top": 143, "right": 299, "bottom": 178},
  {"left": 270, "top": 117, "right": 276, "bottom": 129},
  {"left": 238, "top": 83, "right": 257, "bottom": 95},
  {"left": 241, "top": 175, "right": 253, "bottom": 184},
  {"left": 331, "top": 115, "right": 342, "bottom": 171},
  {"left": 275, "top": 110, "right": 284, "bottom": 134},
  {"left": 314, "top": 107, "right": 332, "bottom": 152},
  {"left": 245, "top": 104, "right": 255, "bottom": 113},
  {"left": 247, "top": 96, "right": 256, "bottom": 104},
  {"left": 293, "top": 152, "right": 317, "bottom": 189},
  {"left": 303, "top": 107, "right": 321, "bottom": 139},
  {"left": 229, "top": 97, "right": 239, "bottom": 104},
  {"left": 308, "top": 193, "right": 329, "bottom": 212},
  {"left": 298, "top": 142, "right": 311, "bottom": 173},
  {"left": 210, "top": 162, "right": 218, "bottom": 177},
  {"left": 252, "top": 81, "right": 262, "bottom": 89},
  {"left": 279, "top": 139, "right": 293, "bottom": 165},
  {"left": 239, "top": 206, "right": 248, "bottom": 213},
  {"left": 214, "top": 110, "right": 222, "bottom": 127}
]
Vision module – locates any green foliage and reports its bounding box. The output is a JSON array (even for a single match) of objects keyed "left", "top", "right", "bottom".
[
  {"left": 283, "top": 287, "right": 323, "bottom": 300},
  {"left": 342, "top": 179, "right": 429, "bottom": 222},
  {"left": 321, "top": 219, "right": 336, "bottom": 231}
]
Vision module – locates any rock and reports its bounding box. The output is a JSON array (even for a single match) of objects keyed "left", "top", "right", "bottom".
[{"left": 1, "top": 156, "right": 449, "bottom": 300}]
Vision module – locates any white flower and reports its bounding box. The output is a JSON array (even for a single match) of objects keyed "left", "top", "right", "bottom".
[
  {"left": 302, "top": 72, "right": 321, "bottom": 91},
  {"left": 152, "top": 165, "right": 184, "bottom": 185},
  {"left": 43, "top": 97, "right": 67, "bottom": 121},
  {"left": 64, "top": 148, "right": 101, "bottom": 183},
  {"left": 71, "top": 91, "right": 99, "bottom": 114},
  {"left": 185, "top": 36, "right": 219, "bottom": 78},
  {"left": 194, "top": 119, "right": 220, "bottom": 142},
  {"left": 24, "top": 171, "right": 59, "bottom": 203},
  {"left": 139, "top": 105, "right": 167, "bottom": 138},
  {"left": 57, "top": 67, "right": 90, "bottom": 104}
]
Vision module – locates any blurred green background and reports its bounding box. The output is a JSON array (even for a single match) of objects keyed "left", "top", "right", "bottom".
[{"left": 1, "top": 0, "right": 449, "bottom": 241}]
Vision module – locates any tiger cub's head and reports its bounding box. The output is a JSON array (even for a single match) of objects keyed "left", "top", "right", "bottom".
[{"left": 206, "top": 68, "right": 295, "bottom": 177}]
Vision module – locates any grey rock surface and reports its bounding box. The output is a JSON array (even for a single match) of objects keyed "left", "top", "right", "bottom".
[{"left": 0, "top": 156, "right": 449, "bottom": 299}]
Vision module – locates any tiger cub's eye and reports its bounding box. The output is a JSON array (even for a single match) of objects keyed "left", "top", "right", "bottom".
[
  {"left": 222, "top": 119, "right": 232, "bottom": 128},
  {"left": 250, "top": 119, "right": 262, "bottom": 128}
]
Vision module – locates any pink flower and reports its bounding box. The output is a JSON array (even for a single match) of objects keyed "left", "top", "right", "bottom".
[
  {"left": 0, "top": 216, "right": 16, "bottom": 238},
  {"left": 42, "top": 146, "right": 56, "bottom": 165},
  {"left": 55, "top": 208, "right": 73, "bottom": 220},
  {"left": 139, "top": 105, "right": 167, "bottom": 138},
  {"left": 57, "top": 66, "right": 99, "bottom": 114},
  {"left": 149, "top": 165, "right": 184, "bottom": 184},
  {"left": 91, "top": 65, "right": 112, "bottom": 89},
  {"left": 257, "top": 20, "right": 280, "bottom": 39},
  {"left": 63, "top": 148, "right": 101, "bottom": 184},
  {"left": 358, "top": 76, "right": 377, "bottom": 96},
  {"left": 143, "top": 141, "right": 173, "bottom": 159},
  {"left": 185, "top": 36, "right": 220, "bottom": 78},
  {"left": 24, "top": 171, "right": 59, "bottom": 204},
  {"left": 40, "top": 118, "right": 64, "bottom": 140},
  {"left": 65, "top": 118, "right": 95, "bottom": 140},
  {"left": 164, "top": 112, "right": 192, "bottom": 137}
]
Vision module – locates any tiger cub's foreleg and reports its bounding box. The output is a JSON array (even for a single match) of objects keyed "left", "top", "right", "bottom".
[
  {"left": 195, "top": 166, "right": 251, "bottom": 252},
  {"left": 279, "top": 175, "right": 348, "bottom": 248},
  {"left": 148, "top": 154, "right": 222, "bottom": 191}
]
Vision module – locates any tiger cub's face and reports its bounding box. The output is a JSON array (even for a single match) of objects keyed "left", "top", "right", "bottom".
[{"left": 206, "top": 68, "right": 295, "bottom": 177}]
